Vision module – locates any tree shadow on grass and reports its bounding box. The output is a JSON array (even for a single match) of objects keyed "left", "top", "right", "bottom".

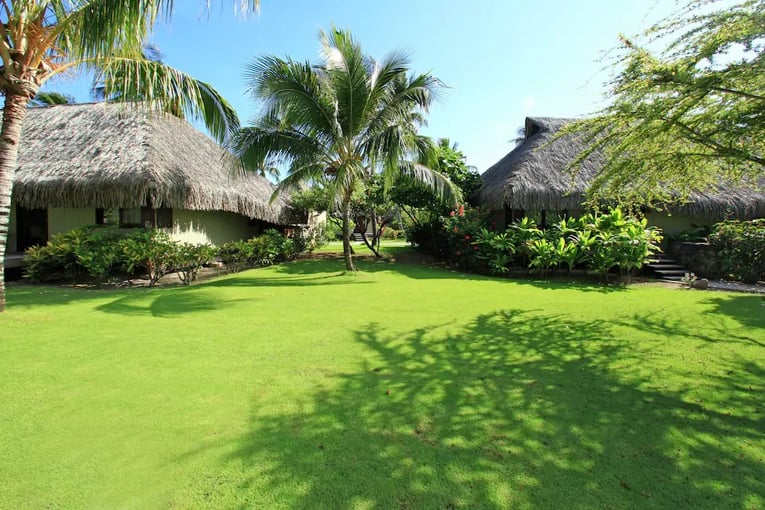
[
  {"left": 201, "top": 272, "right": 374, "bottom": 289},
  {"left": 190, "top": 310, "right": 765, "bottom": 509},
  {"left": 703, "top": 294, "right": 765, "bottom": 332},
  {"left": 95, "top": 288, "right": 253, "bottom": 318},
  {"left": 615, "top": 295, "right": 765, "bottom": 349},
  {"left": 274, "top": 258, "right": 628, "bottom": 293},
  {"left": 5, "top": 283, "right": 128, "bottom": 309}
]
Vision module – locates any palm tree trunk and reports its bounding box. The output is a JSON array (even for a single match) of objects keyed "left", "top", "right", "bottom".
[
  {"left": 341, "top": 194, "right": 355, "bottom": 272},
  {"left": 0, "top": 93, "right": 32, "bottom": 312}
]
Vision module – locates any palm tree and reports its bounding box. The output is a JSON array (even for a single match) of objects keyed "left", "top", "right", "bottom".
[
  {"left": 232, "top": 28, "right": 458, "bottom": 271},
  {"left": 0, "top": 0, "right": 259, "bottom": 312}
]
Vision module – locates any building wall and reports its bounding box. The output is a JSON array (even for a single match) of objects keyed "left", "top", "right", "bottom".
[
  {"left": 645, "top": 212, "right": 715, "bottom": 237},
  {"left": 170, "top": 209, "right": 250, "bottom": 246},
  {"left": 48, "top": 208, "right": 96, "bottom": 235}
]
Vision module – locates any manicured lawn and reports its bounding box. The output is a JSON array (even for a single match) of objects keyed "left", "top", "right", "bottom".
[{"left": 1, "top": 247, "right": 763, "bottom": 509}]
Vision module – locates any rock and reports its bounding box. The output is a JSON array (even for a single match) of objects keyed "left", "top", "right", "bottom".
[{"left": 692, "top": 278, "right": 709, "bottom": 290}]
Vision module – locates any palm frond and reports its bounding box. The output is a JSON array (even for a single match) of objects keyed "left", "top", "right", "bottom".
[
  {"left": 245, "top": 55, "right": 338, "bottom": 139},
  {"left": 93, "top": 56, "right": 240, "bottom": 142},
  {"left": 53, "top": 0, "right": 171, "bottom": 61},
  {"left": 398, "top": 161, "right": 462, "bottom": 205},
  {"left": 231, "top": 123, "right": 328, "bottom": 174},
  {"left": 319, "top": 27, "right": 373, "bottom": 137}
]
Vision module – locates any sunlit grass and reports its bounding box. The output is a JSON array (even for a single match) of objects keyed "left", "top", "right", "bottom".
[{"left": 1, "top": 246, "right": 763, "bottom": 509}]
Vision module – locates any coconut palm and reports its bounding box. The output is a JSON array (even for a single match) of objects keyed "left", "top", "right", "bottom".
[
  {"left": 0, "top": 1, "right": 259, "bottom": 312},
  {"left": 232, "top": 28, "right": 459, "bottom": 271}
]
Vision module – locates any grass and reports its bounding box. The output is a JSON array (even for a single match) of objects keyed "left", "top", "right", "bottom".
[{"left": 1, "top": 245, "right": 764, "bottom": 509}]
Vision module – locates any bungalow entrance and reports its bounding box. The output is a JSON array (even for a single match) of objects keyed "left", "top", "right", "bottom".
[{"left": 16, "top": 206, "right": 47, "bottom": 251}]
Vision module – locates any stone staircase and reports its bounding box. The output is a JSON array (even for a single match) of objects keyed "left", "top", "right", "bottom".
[{"left": 646, "top": 254, "right": 690, "bottom": 282}]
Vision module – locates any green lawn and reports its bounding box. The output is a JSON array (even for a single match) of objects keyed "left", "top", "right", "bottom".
[{"left": 1, "top": 246, "right": 764, "bottom": 509}]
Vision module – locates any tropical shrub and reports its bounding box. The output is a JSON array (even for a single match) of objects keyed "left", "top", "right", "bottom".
[
  {"left": 433, "top": 206, "right": 662, "bottom": 282},
  {"left": 554, "top": 236, "right": 586, "bottom": 275},
  {"left": 293, "top": 223, "right": 330, "bottom": 253},
  {"left": 709, "top": 219, "right": 765, "bottom": 283},
  {"left": 24, "top": 226, "right": 126, "bottom": 282},
  {"left": 472, "top": 228, "right": 516, "bottom": 274},
  {"left": 381, "top": 227, "right": 404, "bottom": 240},
  {"left": 24, "top": 228, "right": 88, "bottom": 282},
  {"left": 509, "top": 217, "right": 542, "bottom": 264},
  {"left": 405, "top": 219, "right": 450, "bottom": 257},
  {"left": 119, "top": 230, "right": 177, "bottom": 286},
  {"left": 527, "top": 238, "right": 558, "bottom": 275},
  {"left": 672, "top": 224, "right": 711, "bottom": 242},
  {"left": 582, "top": 209, "right": 662, "bottom": 282},
  {"left": 442, "top": 206, "right": 492, "bottom": 271},
  {"left": 218, "top": 229, "right": 302, "bottom": 273},
  {"left": 218, "top": 240, "right": 254, "bottom": 273},
  {"left": 173, "top": 243, "right": 217, "bottom": 285},
  {"left": 23, "top": 227, "right": 204, "bottom": 285}
]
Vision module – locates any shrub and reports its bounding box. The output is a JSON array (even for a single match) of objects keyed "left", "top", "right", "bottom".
[
  {"left": 429, "top": 206, "right": 663, "bottom": 283},
  {"left": 582, "top": 209, "right": 662, "bottom": 282},
  {"left": 119, "top": 230, "right": 176, "bottom": 286},
  {"left": 405, "top": 219, "right": 450, "bottom": 257},
  {"left": 218, "top": 240, "right": 254, "bottom": 273},
  {"left": 293, "top": 223, "right": 330, "bottom": 253},
  {"left": 472, "top": 228, "right": 516, "bottom": 274},
  {"left": 527, "top": 238, "right": 558, "bottom": 275},
  {"left": 381, "top": 227, "right": 403, "bottom": 240},
  {"left": 173, "top": 243, "right": 216, "bottom": 285},
  {"left": 709, "top": 219, "right": 765, "bottom": 283},
  {"left": 442, "top": 206, "right": 492, "bottom": 271},
  {"left": 219, "top": 229, "right": 303, "bottom": 273},
  {"left": 24, "top": 226, "right": 126, "bottom": 282},
  {"left": 672, "top": 224, "right": 712, "bottom": 242}
]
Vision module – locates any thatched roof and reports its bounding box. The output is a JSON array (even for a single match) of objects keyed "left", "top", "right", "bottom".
[
  {"left": 11, "top": 102, "right": 291, "bottom": 224},
  {"left": 479, "top": 117, "right": 765, "bottom": 219}
]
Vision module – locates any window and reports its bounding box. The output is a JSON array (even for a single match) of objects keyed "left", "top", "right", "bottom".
[
  {"left": 96, "top": 208, "right": 120, "bottom": 226},
  {"left": 119, "top": 207, "right": 145, "bottom": 228},
  {"left": 118, "top": 207, "right": 173, "bottom": 228}
]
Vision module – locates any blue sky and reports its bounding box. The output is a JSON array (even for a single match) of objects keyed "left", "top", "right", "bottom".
[{"left": 48, "top": 0, "right": 676, "bottom": 173}]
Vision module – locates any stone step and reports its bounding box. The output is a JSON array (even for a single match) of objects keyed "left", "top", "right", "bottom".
[
  {"left": 654, "top": 269, "right": 689, "bottom": 277},
  {"left": 648, "top": 263, "right": 686, "bottom": 270},
  {"left": 648, "top": 257, "right": 678, "bottom": 264}
]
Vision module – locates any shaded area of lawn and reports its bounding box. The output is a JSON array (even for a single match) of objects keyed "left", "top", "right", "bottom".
[
  {"left": 221, "top": 309, "right": 764, "bottom": 509},
  {"left": 1, "top": 254, "right": 764, "bottom": 509}
]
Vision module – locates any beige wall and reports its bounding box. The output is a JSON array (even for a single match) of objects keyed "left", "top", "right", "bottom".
[
  {"left": 170, "top": 209, "right": 250, "bottom": 246},
  {"left": 646, "top": 212, "right": 714, "bottom": 237},
  {"left": 6, "top": 206, "right": 93, "bottom": 253},
  {"left": 48, "top": 208, "right": 96, "bottom": 236}
]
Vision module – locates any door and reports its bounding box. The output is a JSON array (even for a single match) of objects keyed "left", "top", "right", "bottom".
[{"left": 16, "top": 206, "right": 48, "bottom": 251}]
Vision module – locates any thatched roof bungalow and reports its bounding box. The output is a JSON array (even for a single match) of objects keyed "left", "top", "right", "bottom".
[
  {"left": 8, "top": 102, "right": 295, "bottom": 253},
  {"left": 479, "top": 117, "right": 765, "bottom": 233}
]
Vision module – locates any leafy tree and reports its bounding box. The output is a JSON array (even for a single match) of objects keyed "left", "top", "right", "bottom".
[
  {"left": 392, "top": 138, "right": 480, "bottom": 225},
  {"left": 0, "top": 0, "right": 259, "bottom": 311},
  {"left": 564, "top": 0, "right": 764, "bottom": 207},
  {"left": 232, "top": 28, "right": 458, "bottom": 271}
]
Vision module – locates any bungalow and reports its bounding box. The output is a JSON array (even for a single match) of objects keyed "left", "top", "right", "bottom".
[
  {"left": 7, "top": 102, "right": 297, "bottom": 263},
  {"left": 478, "top": 117, "right": 765, "bottom": 234}
]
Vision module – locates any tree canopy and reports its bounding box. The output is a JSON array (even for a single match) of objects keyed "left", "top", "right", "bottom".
[
  {"left": 232, "top": 28, "right": 458, "bottom": 271},
  {"left": 564, "top": 0, "right": 764, "bottom": 208},
  {"left": 391, "top": 138, "right": 481, "bottom": 222}
]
